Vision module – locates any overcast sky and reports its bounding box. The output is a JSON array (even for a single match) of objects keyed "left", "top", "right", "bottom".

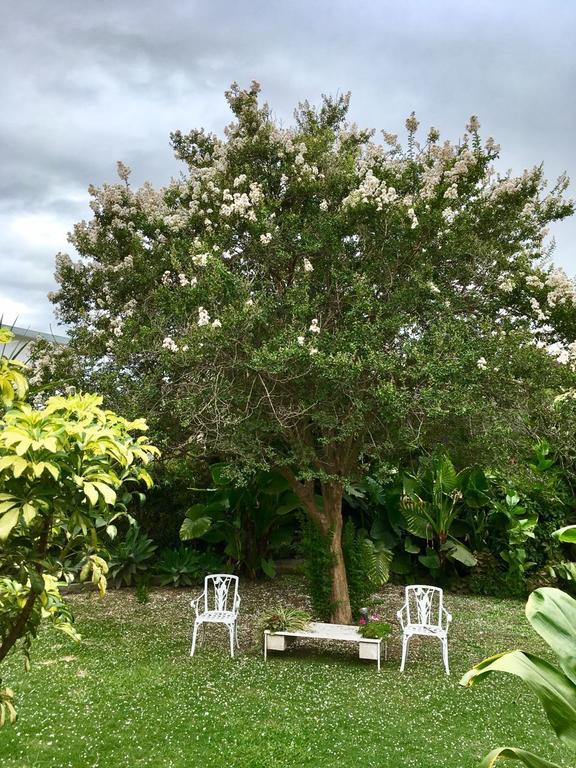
[{"left": 1, "top": 0, "right": 575, "bottom": 333}]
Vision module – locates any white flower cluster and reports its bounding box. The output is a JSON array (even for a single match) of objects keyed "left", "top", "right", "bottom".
[
  {"left": 498, "top": 274, "right": 515, "bottom": 293},
  {"left": 260, "top": 232, "right": 272, "bottom": 245},
  {"left": 197, "top": 307, "right": 222, "bottom": 329},
  {"left": 407, "top": 208, "right": 419, "bottom": 229},
  {"left": 303, "top": 258, "right": 314, "bottom": 273},
  {"left": 162, "top": 336, "right": 179, "bottom": 352},
  {"left": 219, "top": 182, "right": 263, "bottom": 221},
  {"left": 192, "top": 253, "right": 209, "bottom": 267},
  {"left": 546, "top": 268, "right": 576, "bottom": 307},
  {"left": 296, "top": 318, "right": 321, "bottom": 355},
  {"left": 342, "top": 170, "right": 398, "bottom": 211},
  {"left": 161, "top": 270, "right": 198, "bottom": 288},
  {"left": 476, "top": 357, "right": 487, "bottom": 370},
  {"left": 547, "top": 341, "right": 576, "bottom": 366}
]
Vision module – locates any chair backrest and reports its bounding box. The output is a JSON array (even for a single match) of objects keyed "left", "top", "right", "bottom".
[
  {"left": 405, "top": 585, "right": 443, "bottom": 627},
  {"left": 203, "top": 574, "right": 239, "bottom": 613}
]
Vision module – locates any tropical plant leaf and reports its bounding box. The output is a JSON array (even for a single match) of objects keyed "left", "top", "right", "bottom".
[
  {"left": 478, "top": 747, "right": 562, "bottom": 768},
  {"left": 554, "top": 525, "right": 576, "bottom": 544},
  {"left": 526, "top": 588, "right": 576, "bottom": 686},
  {"left": 180, "top": 516, "right": 212, "bottom": 541},
  {"left": 441, "top": 540, "right": 477, "bottom": 567},
  {"left": 461, "top": 650, "right": 576, "bottom": 749}
]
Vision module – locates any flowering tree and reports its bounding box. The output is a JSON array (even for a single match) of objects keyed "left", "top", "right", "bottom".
[{"left": 46, "top": 83, "right": 575, "bottom": 622}]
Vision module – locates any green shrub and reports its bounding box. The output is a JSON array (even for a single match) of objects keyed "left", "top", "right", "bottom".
[{"left": 300, "top": 517, "right": 333, "bottom": 621}]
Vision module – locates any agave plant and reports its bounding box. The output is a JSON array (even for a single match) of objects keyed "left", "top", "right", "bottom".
[
  {"left": 461, "top": 585, "right": 576, "bottom": 767},
  {"left": 153, "top": 548, "right": 224, "bottom": 587},
  {"left": 106, "top": 524, "right": 157, "bottom": 587}
]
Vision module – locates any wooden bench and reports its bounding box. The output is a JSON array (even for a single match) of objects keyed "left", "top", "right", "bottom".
[{"left": 263, "top": 621, "right": 386, "bottom": 671}]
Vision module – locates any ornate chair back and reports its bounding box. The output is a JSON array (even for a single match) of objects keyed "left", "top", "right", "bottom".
[
  {"left": 203, "top": 574, "right": 239, "bottom": 614},
  {"left": 405, "top": 585, "right": 444, "bottom": 628}
]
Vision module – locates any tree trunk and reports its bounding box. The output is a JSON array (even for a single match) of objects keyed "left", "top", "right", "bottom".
[
  {"left": 280, "top": 468, "right": 352, "bottom": 624},
  {"left": 321, "top": 480, "right": 352, "bottom": 624}
]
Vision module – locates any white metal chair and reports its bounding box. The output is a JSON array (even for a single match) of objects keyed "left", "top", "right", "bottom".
[
  {"left": 190, "top": 574, "right": 241, "bottom": 658},
  {"left": 397, "top": 585, "right": 452, "bottom": 674}
]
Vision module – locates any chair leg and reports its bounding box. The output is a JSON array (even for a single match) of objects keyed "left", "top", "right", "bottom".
[
  {"left": 400, "top": 634, "right": 409, "bottom": 672},
  {"left": 229, "top": 624, "right": 235, "bottom": 658},
  {"left": 442, "top": 638, "right": 450, "bottom": 675},
  {"left": 235, "top": 622, "right": 239, "bottom": 649},
  {"left": 190, "top": 621, "right": 199, "bottom": 657}
]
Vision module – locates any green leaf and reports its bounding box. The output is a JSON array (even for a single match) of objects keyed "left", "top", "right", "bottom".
[
  {"left": 260, "top": 558, "right": 276, "bottom": 578},
  {"left": 0, "top": 507, "right": 20, "bottom": 539},
  {"left": 180, "top": 516, "right": 212, "bottom": 541},
  {"left": 442, "top": 540, "right": 477, "bottom": 566},
  {"left": 419, "top": 550, "right": 441, "bottom": 571},
  {"left": 478, "top": 747, "right": 562, "bottom": 768},
  {"left": 92, "top": 481, "right": 117, "bottom": 506},
  {"left": 554, "top": 525, "right": 576, "bottom": 544},
  {"left": 526, "top": 588, "right": 576, "bottom": 686},
  {"left": 83, "top": 482, "right": 99, "bottom": 506},
  {"left": 461, "top": 650, "right": 576, "bottom": 749},
  {"left": 404, "top": 537, "right": 420, "bottom": 554}
]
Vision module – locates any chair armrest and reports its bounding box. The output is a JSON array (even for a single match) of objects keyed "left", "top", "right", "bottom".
[
  {"left": 190, "top": 592, "right": 205, "bottom": 616},
  {"left": 396, "top": 603, "right": 408, "bottom": 628}
]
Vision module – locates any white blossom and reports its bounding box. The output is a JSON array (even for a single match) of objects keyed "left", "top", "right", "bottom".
[
  {"left": 303, "top": 258, "right": 314, "bottom": 273},
  {"left": 309, "top": 318, "right": 320, "bottom": 334},
  {"left": 192, "top": 253, "right": 209, "bottom": 267},
  {"left": 319, "top": 199, "right": 329, "bottom": 211},
  {"left": 116, "top": 160, "right": 131, "bottom": 182},
  {"left": 309, "top": 347, "right": 319, "bottom": 356},
  {"left": 476, "top": 357, "right": 487, "bottom": 370},
  {"left": 297, "top": 335, "right": 305, "bottom": 346},
  {"left": 197, "top": 307, "right": 210, "bottom": 326},
  {"left": 161, "top": 270, "right": 172, "bottom": 286},
  {"left": 427, "top": 281, "right": 441, "bottom": 295},
  {"left": 162, "top": 336, "right": 179, "bottom": 352},
  {"left": 212, "top": 319, "right": 222, "bottom": 328},
  {"left": 260, "top": 232, "right": 272, "bottom": 245}
]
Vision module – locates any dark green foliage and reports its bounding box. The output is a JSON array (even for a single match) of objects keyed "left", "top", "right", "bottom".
[
  {"left": 107, "top": 525, "right": 157, "bottom": 588},
  {"left": 300, "top": 517, "right": 333, "bottom": 621},
  {"left": 153, "top": 548, "right": 224, "bottom": 587},
  {"left": 341, "top": 519, "right": 391, "bottom": 619},
  {"left": 179, "top": 465, "right": 303, "bottom": 578},
  {"left": 134, "top": 459, "right": 205, "bottom": 549},
  {"left": 342, "top": 519, "right": 371, "bottom": 619}
]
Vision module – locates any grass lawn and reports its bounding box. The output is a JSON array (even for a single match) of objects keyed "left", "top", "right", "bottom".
[{"left": 0, "top": 576, "right": 570, "bottom": 768}]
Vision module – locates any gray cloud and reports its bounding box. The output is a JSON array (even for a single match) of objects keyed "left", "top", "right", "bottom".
[{"left": 1, "top": 0, "right": 574, "bottom": 331}]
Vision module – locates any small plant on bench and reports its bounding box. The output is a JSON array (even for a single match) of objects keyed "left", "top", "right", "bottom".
[
  {"left": 358, "top": 620, "right": 392, "bottom": 640},
  {"left": 258, "top": 606, "right": 312, "bottom": 634}
]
